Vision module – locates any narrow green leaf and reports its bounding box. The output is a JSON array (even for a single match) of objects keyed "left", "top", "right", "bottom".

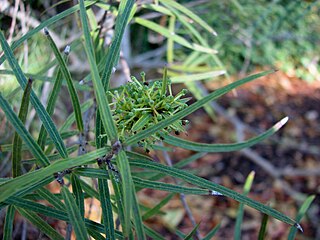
[
  {"left": 101, "top": 0, "right": 135, "bottom": 89},
  {"left": 184, "top": 222, "right": 200, "bottom": 240},
  {"left": 144, "top": 224, "right": 165, "bottom": 240},
  {"left": 0, "top": 31, "right": 68, "bottom": 158},
  {"left": 71, "top": 174, "right": 85, "bottom": 218},
  {"left": 38, "top": 48, "right": 68, "bottom": 149},
  {"left": 0, "top": 1, "right": 96, "bottom": 65},
  {"left": 115, "top": 150, "right": 133, "bottom": 236},
  {"left": 1, "top": 131, "right": 79, "bottom": 153},
  {"left": 6, "top": 196, "right": 69, "bottom": 221},
  {"left": 142, "top": 193, "right": 174, "bottom": 220},
  {"left": 0, "top": 148, "right": 107, "bottom": 203},
  {"left": 258, "top": 214, "right": 269, "bottom": 240},
  {"left": 36, "top": 187, "right": 66, "bottom": 211},
  {"left": 170, "top": 70, "right": 226, "bottom": 83},
  {"left": 131, "top": 186, "right": 147, "bottom": 240},
  {"left": 129, "top": 159, "right": 299, "bottom": 228},
  {"left": 134, "top": 177, "right": 208, "bottom": 195},
  {"left": 16, "top": 207, "right": 64, "bottom": 240},
  {"left": 44, "top": 31, "right": 84, "bottom": 132},
  {"left": 0, "top": 94, "right": 50, "bottom": 167},
  {"left": 60, "top": 99, "right": 93, "bottom": 133},
  {"left": 78, "top": 0, "right": 118, "bottom": 142},
  {"left": 61, "top": 185, "right": 89, "bottom": 240},
  {"left": 97, "top": 165, "right": 115, "bottom": 240},
  {"left": 164, "top": 117, "right": 288, "bottom": 152},
  {"left": 167, "top": 15, "right": 176, "bottom": 63},
  {"left": 234, "top": 171, "right": 255, "bottom": 240},
  {"left": 125, "top": 70, "right": 275, "bottom": 146},
  {"left": 134, "top": 17, "right": 217, "bottom": 54},
  {"left": 160, "top": 0, "right": 217, "bottom": 36},
  {"left": 2, "top": 205, "right": 15, "bottom": 240},
  {"left": 12, "top": 78, "right": 33, "bottom": 177},
  {"left": 203, "top": 223, "right": 221, "bottom": 240},
  {"left": 288, "top": 195, "right": 315, "bottom": 240}
]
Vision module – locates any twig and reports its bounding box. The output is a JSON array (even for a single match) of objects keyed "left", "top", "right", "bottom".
[{"left": 7, "top": 0, "right": 20, "bottom": 44}]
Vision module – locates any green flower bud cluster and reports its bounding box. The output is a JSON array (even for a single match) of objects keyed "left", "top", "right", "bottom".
[{"left": 107, "top": 70, "right": 190, "bottom": 151}]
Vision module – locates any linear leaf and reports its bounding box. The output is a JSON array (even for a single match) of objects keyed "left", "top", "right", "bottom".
[
  {"left": 258, "top": 214, "right": 269, "bottom": 240},
  {"left": 38, "top": 49, "right": 68, "bottom": 149},
  {"left": 2, "top": 205, "right": 15, "bottom": 240},
  {"left": 288, "top": 195, "right": 315, "bottom": 240},
  {"left": 71, "top": 174, "right": 85, "bottom": 218},
  {"left": 16, "top": 207, "right": 64, "bottom": 240},
  {"left": 144, "top": 224, "right": 165, "bottom": 240},
  {"left": 78, "top": 0, "right": 118, "bottom": 142},
  {"left": 170, "top": 70, "right": 226, "bottom": 83},
  {"left": 0, "top": 148, "right": 107, "bottom": 203},
  {"left": 1, "top": 131, "right": 78, "bottom": 153},
  {"left": 134, "top": 17, "right": 217, "bottom": 54},
  {"left": 234, "top": 171, "right": 255, "bottom": 240},
  {"left": 184, "top": 222, "right": 200, "bottom": 240},
  {"left": 0, "top": 94, "right": 50, "bottom": 167},
  {"left": 203, "top": 223, "right": 221, "bottom": 240},
  {"left": 125, "top": 70, "right": 274, "bottom": 146},
  {"left": 164, "top": 117, "right": 288, "bottom": 152},
  {"left": 142, "top": 193, "right": 174, "bottom": 220},
  {"left": 129, "top": 159, "right": 300, "bottom": 228},
  {"left": 45, "top": 31, "right": 84, "bottom": 132},
  {"left": 160, "top": 0, "right": 217, "bottom": 36},
  {"left": 131, "top": 186, "right": 146, "bottom": 240},
  {"left": 115, "top": 150, "right": 134, "bottom": 236},
  {"left": 0, "top": 31, "right": 68, "bottom": 158},
  {"left": 101, "top": 0, "right": 134, "bottom": 89},
  {"left": 36, "top": 187, "right": 66, "bottom": 211},
  {"left": 97, "top": 164, "right": 115, "bottom": 240},
  {"left": 61, "top": 186, "right": 89, "bottom": 240},
  {"left": 60, "top": 99, "right": 93, "bottom": 132},
  {"left": 12, "top": 78, "right": 33, "bottom": 177}
]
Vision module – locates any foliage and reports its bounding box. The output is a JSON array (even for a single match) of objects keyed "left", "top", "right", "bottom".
[
  {"left": 0, "top": 1, "right": 314, "bottom": 239},
  {"left": 202, "top": 0, "right": 320, "bottom": 81}
]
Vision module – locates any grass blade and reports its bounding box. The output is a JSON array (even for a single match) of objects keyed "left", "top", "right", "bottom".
[
  {"left": 125, "top": 70, "right": 274, "bottom": 146},
  {"left": 44, "top": 30, "right": 84, "bottom": 132},
  {"left": 0, "top": 30, "right": 68, "bottom": 158},
  {"left": 288, "top": 195, "right": 315, "bottom": 240},
  {"left": 36, "top": 187, "right": 66, "bottom": 211},
  {"left": 170, "top": 70, "right": 226, "bottom": 83},
  {"left": 61, "top": 185, "right": 89, "bottom": 239},
  {"left": 129, "top": 159, "right": 300, "bottom": 229},
  {"left": 0, "top": 94, "right": 50, "bottom": 167},
  {"left": 12, "top": 78, "right": 33, "bottom": 177},
  {"left": 16, "top": 207, "right": 64, "bottom": 240},
  {"left": 2, "top": 205, "right": 15, "bottom": 240},
  {"left": 234, "top": 171, "right": 255, "bottom": 239},
  {"left": 164, "top": 117, "right": 288, "bottom": 152}
]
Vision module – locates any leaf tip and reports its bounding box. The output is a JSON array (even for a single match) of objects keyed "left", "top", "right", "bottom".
[
  {"left": 44, "top": 27, "right": 49, "bottom": 36},
  {"left": 294, "top": 222, "right": 303, "bottom": 233},
  {"left": 274, "top": 116, "right": 289, "bottom": 130},
  {"left": 64, "top": 45, "right": 71, "bottom": 55}
]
